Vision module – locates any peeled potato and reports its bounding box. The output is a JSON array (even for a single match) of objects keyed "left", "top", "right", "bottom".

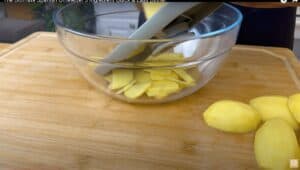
[
  {"left": 250, "top": 96, "right": 299, "bottom": 130},
  {"left": 134, "top": 70, "right": 151, "bottom": 83},
  {"left": 140, "top": 53, "right": 184, "bottom": 67},
  {"left": 110, "top": 69, "right": 133, "bottom": 90},
  {"left": 146, "top": 69, "right": 172, "bottom": 81},
  {"left": 203, "top": 100, "right": 261, "bottom": 133},
  {"left": 124, "top": 82, "right": 151, "bottom": 99},
  {"left": 288, "top": 93, "right": 300, "bottom": 123},
  {"left": 166, "top": 77, "right": 190, "bottom": 87},
  {"left": 254, "top": 119, "right": 300, "bottom": 169},
  {"left": 104, "top": 52, "right": 196, "bottom": 99},
  {"left": 116, "top": 80, "right": 136, "bottom": 95},
  {"left": 142, "top": 2, "right": 164, "bottom": 19},
  {"left": 148, "top": 53, "right": 184, "bottom": 61},
  {"left": 146, "top": 69, "right": 178, "bottom": 81},
  {"left": 173, "top": 69, "right": 195, "bottom": 86},
  {"left": 146, "top": 80, "right": 180, "bottom": 99}
]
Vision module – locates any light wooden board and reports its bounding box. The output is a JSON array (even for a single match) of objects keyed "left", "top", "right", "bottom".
[
  {"left": 0, "top": 32, "right": 299, "bottom": 170},
  {"left": 0, "top": 43, "right": 10, "bottom": 52}
]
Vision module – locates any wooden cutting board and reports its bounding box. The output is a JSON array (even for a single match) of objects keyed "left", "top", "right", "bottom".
[
  {"left": 0, "top": 32, "right": 299, "bottom": 170},
  {"left": 0, "top": 43, "right": 10, "bottom": 52}
]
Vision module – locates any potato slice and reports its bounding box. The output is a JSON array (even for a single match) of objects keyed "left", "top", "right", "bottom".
[
  {"left": 110, "top": 69, "right": 133, "bottom": 90},
  {"left": 145, "top": 69, "right": 177, "bottom": 81},
  {"left": 124, "top": 82, "right": 151, "bottom": 99},
  {"left": 203, "top": 100, "right": 261, "bottom": 133},
  {"left": 147, "top": 69, "right": 169, "bottom": 80},
  {"left": 146, "top": 80, "right": 180, "bottom": 99},
  {"left": 166, "top": 77, "right": 190, "bottom": 86},
  {"left": 148, "top": 53, "right": 184, "bottom": 61},
  {"left": 254, "top": 119, "right": 300, "bottom": 169},
  {"left": 140, "top": 53, "right": 184, "bottom": 67},
  {"left": 250, "top": 96, "right": 299, "bottom": 130},
  {"left": 107, "top": 52, "right": 195, "bottom": 99},
  {"left": 173, "top": 69, "right": 195, "bottom": 86},
  {"left": 288, "top": 93, "right": 300, "bottom": 123},
  {"left": 142, "top": 2, "right": 164, "bottom": 19},
  {"left": 116, "top": 80, "right": 136, "bottom": 95},
  {"left": 134, "top": 70, "right": 151, "bottom": 83}
]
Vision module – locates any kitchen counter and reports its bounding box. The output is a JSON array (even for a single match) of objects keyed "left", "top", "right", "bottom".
[{"left": 0, "top": 32, "right": 298, "bottom": 169}]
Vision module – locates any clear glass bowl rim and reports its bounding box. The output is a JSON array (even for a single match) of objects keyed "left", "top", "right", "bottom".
[{"left": 53, "top": 2, "right": 243, "bottom": 42}]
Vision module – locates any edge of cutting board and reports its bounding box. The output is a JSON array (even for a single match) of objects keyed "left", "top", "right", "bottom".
[
  {"left": 0, "top": 32, "right": 56, "bottom": 58},
  {"left": 233, "top": 45, "right": 300, "bottom": 89}
]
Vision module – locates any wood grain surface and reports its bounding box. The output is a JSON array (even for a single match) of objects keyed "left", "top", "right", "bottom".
[
  {"left": 0, "top": 43, "right": 10, "bottom": 52},
  {"left": 0, "top": 32, "right": 299, "bottom": 170}
]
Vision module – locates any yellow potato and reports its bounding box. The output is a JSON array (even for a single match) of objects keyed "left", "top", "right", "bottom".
[
  {"left": 288, "top": 93, "right": 300, "bottom": 123},
  {"left": 142, "top": 3, "right": 164, "bottom": 19},
  {"left": 173, "top": 69, "right": 195, "bottom": 86},
  {"left": 148, "top": 53, "right": 184, "bottom": 61},
  {"left": 116, "top": 80, "right": 136, "bottom": 95},
  {"left": 110, "top": 69, "right": 133, "bottom": 90},
  {"left": 124, "top": 82, "right": 151, "bottom": 99},
  {"left": 203, "top": 100, "right": 261, "bottom": 133},
  {"left": 139, "top": 53, "right": 184, "bottom": 67},
  {"left": 166, "top": 77, "right": 190, "bottom": 86},
  {"left": 134, "top": 70, "right": 151, "bottom": 83},
  {"left": 254, "top": 119, "right": 300, "bottom": 169},
  {"left": 146, "top": 80, "right": 180, "bottom": 99},
  {"left": 107, "top": 52, "right": 196, "bottom": 99},
  {"left": 146, "top": 69, "right": 172, "bottom": 80},
  {"left": 146, "top": 69, "right": 178, "bottom": 81},
  {"left": 250, "top": 96, "right": 299, "bottom": 130}
]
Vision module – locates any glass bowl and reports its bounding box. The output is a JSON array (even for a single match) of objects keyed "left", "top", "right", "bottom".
[{"left": 53, "top": 2, "right": 243, "bottom": 104}]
